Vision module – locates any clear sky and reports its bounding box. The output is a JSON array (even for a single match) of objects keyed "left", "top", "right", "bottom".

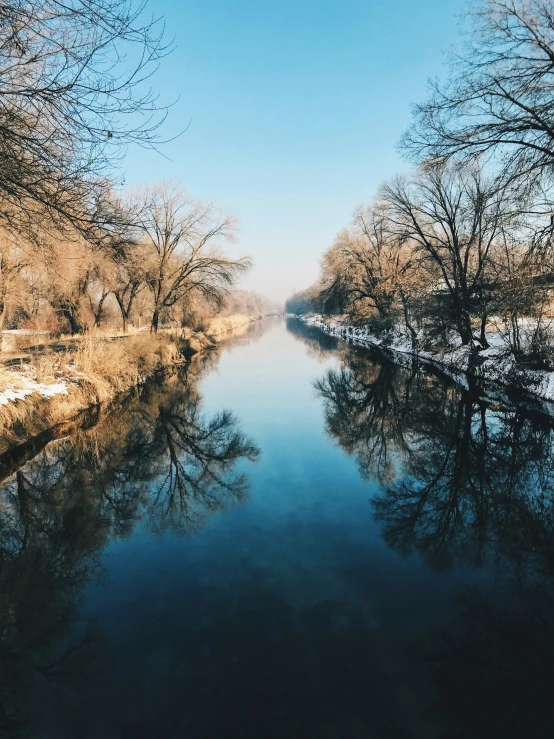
[{"left": 124, "top": 0, "right": 464, "bottom": 302}]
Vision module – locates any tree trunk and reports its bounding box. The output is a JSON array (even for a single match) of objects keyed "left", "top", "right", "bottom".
[
  {"left": 93, "top": 291, "right": 109, "bottom": 328},
  {"left": 115, "top": 284, "right": 140, "bottom": 333},
  {"left": 151, "top": 309, "right": 159, "bottom": 333},
  {"left": 0, "top": 276, "right": 7, "bottom": 353},
  {"left": 0, "top": 301, "right": 4, "bottom": 353},
  {"left": 53, "top": 297, "right": 83, "bottom": 335},
  {"left": 450, "top": 289, "right": 474, "bottom": 346},
  {"left": 511, "top": 312, "right": 521, "bottom": 357},
  {"left": 457, "top": 308, "right": 473, "bottom": 346},
  {"left": 479, "top": 313, "right": 489, "bottom": 349},
  {"left": 64, "top": 309, "right": 81, "bottom": 336},
  {"left": 115, "top": 293, "right": 129, "bottom": 333},
  {"left": 401, "top": 294, "right": 417, "bottom": 350}
]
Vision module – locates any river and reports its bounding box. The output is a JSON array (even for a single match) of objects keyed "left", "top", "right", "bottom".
[{"left": 0, "top": 316, "right": 553, "bottom": 738}]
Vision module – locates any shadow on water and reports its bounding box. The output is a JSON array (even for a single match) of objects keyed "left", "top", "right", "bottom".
[
  {"left": 0, "top": 351, "right": 259, "bottom": 738},
  {"left": 295, "top": 318, "right": 554, "bottom": 738}
]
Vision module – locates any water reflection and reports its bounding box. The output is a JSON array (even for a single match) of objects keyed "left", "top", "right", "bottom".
[
  {"left": 305, "top": 324, "right": 554, "bottom": 737},
  {"left": 313, "top": 339, "right": 554, "bottom": 574},
  {"left": 286, "top": 316, "right": 342, "bottom": 361},
  {"left": 5, "top": 317, "right": 554, "bottom": 737},
  {"left": 0, "top": 357, "right": 259, "bottom": 737}
]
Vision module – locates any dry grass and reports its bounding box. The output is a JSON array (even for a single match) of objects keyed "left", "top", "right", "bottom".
[
  {"left": 206, "top": 314, "right": 257, "bottom": 341},
  {"left": 0, "top": 333, "right": 183, "bottom": 453},
  {"left": 0, "top": 368, "right": 26, "bottom": 393},
  {"left": 0, "top": 319, "right": 253, "bottom": 455},
  {"left": 31, "top": 348, "right": 60, "bottom": 384},
  {"left": 71, "top": 333, "right": 181, "bottom": 401}
]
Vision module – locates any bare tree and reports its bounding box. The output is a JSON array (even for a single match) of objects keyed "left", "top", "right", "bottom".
[
  {"left": 383, "top": 161, "right": 520, "bottom": 349},
  {"left": 88, "top": 188, "right": 149, "bottom": 332},
  {"left": 319, "top": 200, "right": 418, "bottom": 334},
  {"left": 137, "top": 184, "right": 251, "bottom": 332},
  {"left": 0, "top": 228, "right": 33, "bottom": 350},
  {"left": 290, "top": 0, "right": 554, "bottom": 362},
  {"left": 402, "top": 0, "right": 554, "bottom": 187},
  {"left": 0, "top": 0, "right": 170, "bottom": 237},
  {"left": 84, "top": 250, "right": 119, "bottom": 328},
  {"left": 112, "top": 251, "right": 147, "bottom": 332},
  {"left": 40, "top": 235, "right": 96, "bottom": 334}
]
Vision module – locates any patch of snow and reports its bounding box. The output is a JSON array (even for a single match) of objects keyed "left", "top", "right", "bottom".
[
  {"left": 0, "top": 376, "right": 68, "bottom": 406},
  {"left": 294, "top": 314, "right": 554, "bottom": 407},
  {"left": 39, "top": 382, "right": 68, "bottom": 398}
]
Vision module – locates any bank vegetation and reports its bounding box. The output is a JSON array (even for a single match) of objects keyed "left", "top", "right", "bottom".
[
  {"left": 287, "top": 0, "right": 554, "bottom": 398},
  {"left": 0, "top": 0, "right": 278, "bottom": 445}
]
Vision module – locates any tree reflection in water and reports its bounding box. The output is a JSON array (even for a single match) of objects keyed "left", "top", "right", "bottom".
[
  {"left": 0, "top": 357, "right": 259, "bottom": 737},
  {"left": 315, "top": 344, "right": 554, "bottom": 572},
  {"left": 314, "top": 340, "right": 554, "bottom": 737}
]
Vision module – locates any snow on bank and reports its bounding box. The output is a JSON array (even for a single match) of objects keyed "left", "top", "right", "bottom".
[
  {"left": 0, "top": 376, "right": 68, "bottom": 406},
  {"left": 298, "top": 314, "right": 554, "bottom": 406},
  {"left": 0, "top": 318, "right": 262, "bottom": 417}
]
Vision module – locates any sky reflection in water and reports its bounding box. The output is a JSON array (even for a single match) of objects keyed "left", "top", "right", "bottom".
[{"left": 0, "top": 317, "right": 553, "bottom": 738}]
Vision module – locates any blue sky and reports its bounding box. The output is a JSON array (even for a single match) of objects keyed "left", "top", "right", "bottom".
[{"left": 124, "top": 0, "right": 464, "bottom": 301}]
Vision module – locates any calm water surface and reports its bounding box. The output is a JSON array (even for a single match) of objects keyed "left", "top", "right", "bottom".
[{"left": 1, "top": 317, "right": 553, "bottom": 738}]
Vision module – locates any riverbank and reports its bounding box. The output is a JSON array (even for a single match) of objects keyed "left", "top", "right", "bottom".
[
  {"left": 0, "top": 314, "right": 260, "bottom": 454},
  {"left": 297, "top": 314, "right": 554, "bottom": 411}
]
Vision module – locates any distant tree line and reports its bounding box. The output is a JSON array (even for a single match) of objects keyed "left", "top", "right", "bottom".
[
  {"left": 0, "top": 0, "right": 253, "bottom": 349},
  {"left": 287, "top": 0, "right": 554, "bottom": 370}
]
